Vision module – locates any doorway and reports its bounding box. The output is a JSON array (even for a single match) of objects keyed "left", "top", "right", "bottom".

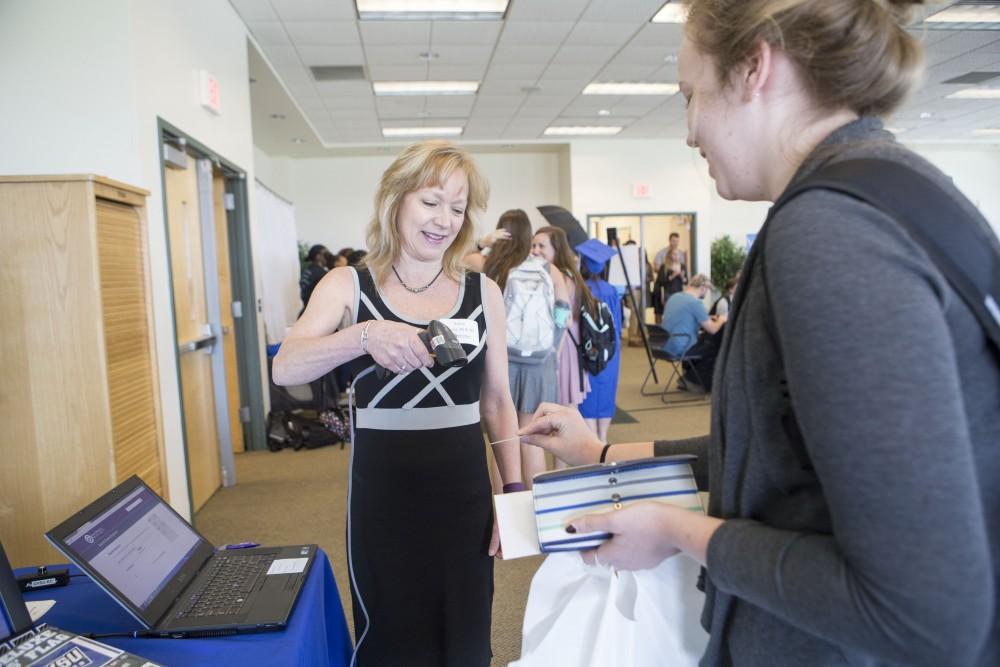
[{"left": 158, "top": 120, "right": 265, "bottom": 514}]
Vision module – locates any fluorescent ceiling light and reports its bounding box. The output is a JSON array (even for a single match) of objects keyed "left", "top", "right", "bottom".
[
  {"left": 544, "top": 126, "right": 623, "bottom": 136},
  {"left": 926, "top": 5, "right": 1000, "bottom": 23},
  {"left": 885, "top": 127, "right": 908, "bottom": 134},
  {"left": 357, "top": 0, "right": 508, "bottom": 20},
  {"left": 373, "top": 81, "right": 479, "bottom": 96},
  {"left": 583, "top": 82, "right": 680, "bottom": 95},
  {"left": 651, "top": 2, "right": 688, "bottom": 23},
  {"left": 382, "top": 127, "right": 464, "bottom": 137},
  {"left": 947, "top": 88, "right": 1000, "bottom": 99},
  {"left": 972, "top": 128, "right": 1000, "bottom": 135}
]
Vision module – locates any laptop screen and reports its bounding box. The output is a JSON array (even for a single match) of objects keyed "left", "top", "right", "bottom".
[{"left": 61, "top": 486, "right": 202, "bottom": 610}]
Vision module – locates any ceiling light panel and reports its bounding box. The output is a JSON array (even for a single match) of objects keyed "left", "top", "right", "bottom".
[
  {"left": 544, "top": 126, "right": 624, "bottom": 136},
  {"left": 972, "top": 128, "right": 1000, "bottom": 134},
  {"left": 357, "top": 0, "right": 509, "bottom": 21},
  {"left": 946, "top": 87, "right": 1000, "bottom": 99},
  {"left": 584, "top": 82, "right": 680, "bottom": 95},
  {"left": 382, "top": 126, "right": 465, "bottom": 137},
  {"left": 925, "top": 4, "right": 1000, "bottom": 23},
  {"left": 651, "top": 2, "right": 689, "bottom": 23},
  {"left": 373, "top": 81, "right": 480, "bottom": 95}
]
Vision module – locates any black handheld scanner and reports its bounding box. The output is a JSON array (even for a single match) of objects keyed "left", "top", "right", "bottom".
[{"left": 375, "top": 319, "right": 468, "bottom": 379}]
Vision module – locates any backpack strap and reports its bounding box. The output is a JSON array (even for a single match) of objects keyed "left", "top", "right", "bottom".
[{"left": 773, "top": 158, "right": 1000, "bottom": 352}]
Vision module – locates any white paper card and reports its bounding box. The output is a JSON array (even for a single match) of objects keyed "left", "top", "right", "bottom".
[
  {"left": 494, "top": 491, "right": 541, "bottom": 559},
  {"left": 27, "top": 599, "right": 55, "bottom": 622},
  {"left": 608, "top": 244, "right": 642, "bottom": 288},
  {"left": 266, "top": 558, "right": 308, "bottom": 575},
  {"left": 438, "top": 318, "right": 480, "bottom": 346}
]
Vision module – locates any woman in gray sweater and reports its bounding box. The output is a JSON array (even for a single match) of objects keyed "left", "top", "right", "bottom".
[{"left": 520, "top": 0, "right": 999, "bottom": 665}]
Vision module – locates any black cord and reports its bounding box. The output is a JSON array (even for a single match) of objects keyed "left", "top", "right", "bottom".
[
  {"left": 69, "top": 574, "right": 88, "bottom": 579},
  {"left": 84, "top": 631, "right": 160, "bottom": 639}
]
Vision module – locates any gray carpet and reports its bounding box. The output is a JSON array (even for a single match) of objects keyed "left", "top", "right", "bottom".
[{"left": 194, "top": 346, "right": 710, "bottom": 666}]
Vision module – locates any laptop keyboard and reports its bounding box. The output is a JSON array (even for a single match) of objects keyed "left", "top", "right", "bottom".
[{"left": 178, "top": 553, "right": 276, "bottom": 618}]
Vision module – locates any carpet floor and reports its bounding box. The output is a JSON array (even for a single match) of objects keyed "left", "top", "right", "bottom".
[{"left": 194, "top": 346, "right": 710, "bottom": 666}]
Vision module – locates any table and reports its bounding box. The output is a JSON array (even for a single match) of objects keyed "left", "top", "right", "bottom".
[{"left": 18, "top": 549, "right": 352, "bottom": 667}]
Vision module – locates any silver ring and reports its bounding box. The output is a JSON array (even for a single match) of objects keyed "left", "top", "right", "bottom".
[{"left": 399, "top": 364, "right": 407, "bottom": 373}]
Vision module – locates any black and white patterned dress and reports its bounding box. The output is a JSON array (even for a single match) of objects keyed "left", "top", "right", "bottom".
[{"left": 346, "top": 267, "right": 493, "bottom": 667}]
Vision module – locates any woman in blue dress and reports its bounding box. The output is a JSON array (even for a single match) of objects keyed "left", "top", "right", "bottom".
[{"left": 575, "top": 239, "right": 622, "bottom": 443}]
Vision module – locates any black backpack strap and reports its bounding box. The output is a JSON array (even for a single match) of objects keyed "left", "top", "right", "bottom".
[{"left": 774, "top": 158, "right": 1000, "bottom": 352}]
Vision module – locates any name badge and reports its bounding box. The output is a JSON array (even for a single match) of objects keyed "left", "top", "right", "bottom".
[{"left": 438, "top": 318, "right": 480, "bottom": 346}]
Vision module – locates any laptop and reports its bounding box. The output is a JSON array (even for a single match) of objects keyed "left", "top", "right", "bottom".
[
  {"left": 45, "top": 475, "right": 316, "bottom": 638},
  {"left": 0, "top": 540, "right": 159, "bottom": 666}
]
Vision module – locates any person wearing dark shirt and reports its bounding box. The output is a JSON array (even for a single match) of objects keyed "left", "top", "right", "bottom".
[{"left": 299, "top": 244, "right": 328, "bottom": 316}]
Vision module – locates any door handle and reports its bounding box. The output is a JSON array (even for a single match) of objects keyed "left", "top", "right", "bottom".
[{"left": 178, "top": 334, "right": 217, "bottom": 354}]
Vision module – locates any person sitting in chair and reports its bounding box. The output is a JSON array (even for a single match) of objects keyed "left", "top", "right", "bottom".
[{"left": 661, "top": 274, "right": 726, "bottom": 357}]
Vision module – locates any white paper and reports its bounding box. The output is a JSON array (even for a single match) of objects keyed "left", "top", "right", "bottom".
[
  {"left": 607, "top": 244, "right": 642, "bottom": 288},
  {"left": 27, "top": 599, "right": 55, "bottom": 622},
  {"left": 438, "top": 318, "right": 480, "bottom": 346},
  {"left": 266, "top": 558, "right": 308, "bottom": 575},
  {"left": 494, "top": 491, "right": 541, "bottom": 559}
]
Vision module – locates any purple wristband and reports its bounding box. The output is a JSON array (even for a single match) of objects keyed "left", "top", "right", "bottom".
[{"left": 502, "top": 482, "right": 526, "bottom": 494}]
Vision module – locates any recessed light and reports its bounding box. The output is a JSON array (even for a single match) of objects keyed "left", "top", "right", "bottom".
[
  {"left": 597, "top": 109, "right": 612, "bottom": 116},
  {"left": 885, "top": 126, "right": 908, "bottom": 134},
  {"left": 925, "top": 5, "right": 1000, "bottom": 23},
  {"left": 544, "top": 126, "right": 623, "bottom": 136},
  {"left": 270, "top": 113, "right": 286, "bottom": 120},
  {"left": 291, "top": 138, "right": 306, "bottom": 144},
  {"left": 919, "top": 111, "right": 934, "bottom": 119},
  {"left": 584, "top": 82, "right": 679, "bottom": 95},
  {"left": 357, "top": 0, "right": 509, "bottom": 21},
  {"left": 947, "top": 88, "right": 1000, "bottom": 99},
  {"left": 651, "top": 2, "right": 688, "bottom": 23},
  {"left": 373, "top": 81, "right": 479, "bottom": 95},
  {"left": 382, "top": 126, "right": 464, "bottom": 137}
]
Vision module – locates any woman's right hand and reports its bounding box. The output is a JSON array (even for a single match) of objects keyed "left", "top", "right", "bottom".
[
  {"left": 478, "top": 228, "right": 511, "bottom": 249},
  {"left": 518, "top": 403, "right": 603, "bottom": 466},
  {"left": 364, "top": 320, "right": 434, "bottom": 373}
]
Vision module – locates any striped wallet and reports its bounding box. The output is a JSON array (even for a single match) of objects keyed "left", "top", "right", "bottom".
[{"left": 532, "top": 455, "right": 703, "bottom": 553}]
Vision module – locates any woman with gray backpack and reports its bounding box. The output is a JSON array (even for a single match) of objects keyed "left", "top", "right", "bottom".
[{"left": 466, "top": 209, "right": 569, "bottom": 487}]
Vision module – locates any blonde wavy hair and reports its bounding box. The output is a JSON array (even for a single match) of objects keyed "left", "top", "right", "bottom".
[{"left": 364, "top": 140, "right": 489, "bottom": 285}]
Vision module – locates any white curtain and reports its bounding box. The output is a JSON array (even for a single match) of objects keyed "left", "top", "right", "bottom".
[{"left": 255, "top": 181, "right": 301, "bottom": 345}]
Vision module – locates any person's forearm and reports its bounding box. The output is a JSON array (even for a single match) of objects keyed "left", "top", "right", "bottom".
[
  {"left": 272, "top": 323, "right": 365, "bottom": 386},
  {"left": 481, "top": 399, "right": 522, "bottom": 486}
]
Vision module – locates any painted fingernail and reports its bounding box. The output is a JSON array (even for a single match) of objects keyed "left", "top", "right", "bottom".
[{"left": 565, "top": 525, "right": 577, "bottom": 534}]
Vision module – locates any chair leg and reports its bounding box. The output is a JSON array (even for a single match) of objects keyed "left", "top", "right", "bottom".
[{"left": 640, "top": 360, "right": 664, "bottom": 396}]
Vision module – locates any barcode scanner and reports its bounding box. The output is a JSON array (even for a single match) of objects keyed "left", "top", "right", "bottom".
[{"left": 375, "top": 320, "right": 468, "bottom": 379}]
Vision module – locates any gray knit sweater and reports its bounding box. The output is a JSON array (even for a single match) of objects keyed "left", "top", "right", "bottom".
[{"left": 655, "top": 117, "right": 999, "bottom": 666}]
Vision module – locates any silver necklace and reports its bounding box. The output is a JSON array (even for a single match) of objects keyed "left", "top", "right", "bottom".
[{"left": 392, "top": 265, "right": 444, "bottom": 294}]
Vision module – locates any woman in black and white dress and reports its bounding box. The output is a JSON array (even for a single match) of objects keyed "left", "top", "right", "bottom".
[{"left": 273, "top": 141, "right": 523, "bottom": 666}]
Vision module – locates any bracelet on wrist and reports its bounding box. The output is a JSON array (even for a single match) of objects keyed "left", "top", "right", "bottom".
[
  {"left": 502, "top": 482, "right": 525, "bottom": 494},
  {"left": 360, "top": 321, "right": 374, "bottom": 354},
  {"left": 599, "top": 443, "right": 613, "bottom": 464}
]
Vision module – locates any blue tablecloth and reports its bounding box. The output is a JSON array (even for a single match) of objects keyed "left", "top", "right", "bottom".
[{"left": 18, "top": 549, "right": 352, "bottom": 667}]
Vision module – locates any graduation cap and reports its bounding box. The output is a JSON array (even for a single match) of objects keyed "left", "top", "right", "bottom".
[{"left": 575, "top": 238, "right": 617, "bottom": 274}]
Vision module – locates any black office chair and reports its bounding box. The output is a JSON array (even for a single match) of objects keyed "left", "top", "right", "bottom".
[{"left": 640, "top": 324, "right": 710, "bottom": 406}]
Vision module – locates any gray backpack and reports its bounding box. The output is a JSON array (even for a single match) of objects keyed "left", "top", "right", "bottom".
[{"left": 504, "top": 256, "right": 557, "bottom": 362}]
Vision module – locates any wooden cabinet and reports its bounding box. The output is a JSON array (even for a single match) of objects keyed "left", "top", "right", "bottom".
[{"left": 0, "top": 175, "right": 166, "bottom": 567}]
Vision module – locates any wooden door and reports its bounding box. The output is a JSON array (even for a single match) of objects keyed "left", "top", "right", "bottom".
[
  {"left": 164, "top": 155, "right": 222, "bottom": 510},
  {"left": 644, "top": 214, "right": 695, "bottom": 274},
  {"left": 213, "top": 171, "right": 244, "bottom": 453}
]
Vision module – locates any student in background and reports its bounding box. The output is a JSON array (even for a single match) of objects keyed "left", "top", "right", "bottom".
[
  {"left": 661, "top": 274, "right": 726, "bottom": 358},
  {"left": 299, "top": 244, "right": 328, "bottom": 316},
  {"left": 576, "top": 239, "right": 622, "bottom": 444},
  {"left": 709, "top": 273, "right": 739, "bottom": 317}
]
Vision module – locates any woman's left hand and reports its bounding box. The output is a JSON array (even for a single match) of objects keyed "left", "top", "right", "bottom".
[
  {"left": 569, "top": 502, "right": 690, "bottom": 570},
  {"left": 489, "top": 515, "right": 503, "bottom": 559}
]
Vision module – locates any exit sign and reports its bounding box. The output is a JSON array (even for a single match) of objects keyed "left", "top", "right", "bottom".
[
  {"left": 632, "top": 182, "right": 651, "bottom": 199},
  {"left": 200, "top": 70, "right": 221, "bottom": 115}
]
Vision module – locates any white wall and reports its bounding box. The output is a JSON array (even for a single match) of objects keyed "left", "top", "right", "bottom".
[
  {"left": 0, "top": 0, "right": 263, "bottom": 519},
  {"left": 907, "top": 144, "right": 1000, "bottom": 236},
  {"left": 290, "top": 150, "right": 566, "bottom": 253},
  {"left": 254, "top": 147, "right": 294, "bottom": 202},
  {"left": 568, "top": 139, "right": 771, "bottom": 275}
]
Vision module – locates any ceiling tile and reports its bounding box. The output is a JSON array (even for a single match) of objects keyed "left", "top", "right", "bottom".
[
  {"left": 478, "top": 79, "right": 534, "bottom": 94},
  {"left": 533, "top": 79, "right": 588, "bottom": 94},
  {"left": 286, "top": 81, "right": 319, "bottom": 98},
  {"left": 315, "top": 80, "right": 371, "bottom": 96},
  {"left": 365, "top": 45, "right": 430, "bottom": 66},
  {"left": 427, "top": 64, "right": 487, "bottom": 80},
  {"left": 491, "top": 44, "right": 560, "bottom": 66},
  {"left": 611, "top": 45, "right": 674, "bottom": 66},
  {"left": 598, "top": 63, "right": 659, "bottom": 80},
  {"left": 262, "top": 45, "right": 303, "bottom": 66},
  {"left": 565, "top": 21, "right": 639, "bottom": 46},
  {"left": 435, "top": 45, "right": 495, "bottom": 65},
  {"left": 506, "top": 0, "right": 589, "bottom": 21},
  {"left": 284, "top": 21, "right": 359, "bottom": 45},
  {"left": 248, "top": 22, "right": 291, "bottom": 46},
  {"left": 544, "top": 64, "right": 602, "bottom": 80},
  {"left": 628, "top": 22, "right": 685, "bottom": 49},
  {"left": 475, "top": 94, "right": 525, "bottom": 108},
  {"left": 324, "top": 94, "right": 377, "bottom": 110},
  {"left": 366, "top": 64, "right": 428, "bottom": 80},
  {"left": 551, "top": 44, "right": 619, "bottom": 66},
  {"left": 274, "top": 64, "right": 314, "bottom": 84},
  {"left": 297, "top": 45, "right": 365, "bottom": 66},
  {"left": 431, "top": 21, "right": 503, "bottom": 46},
  {"left": 359, "top": 21, "right": 432, "bottom": 45},
  {"left": 269, "top": 0, "right": 357, "bottom": 21},
  {"left": 328, "top": 107, "right": 377, "bottom": 119},
  {"left": 499, "top": 21, "right": 574, "bottom": 46},
  {"left": 230, "top": 0, "right": 279, "bottom": 22},
  {"left": 580, "top": 0, "right": 665, "bottom": 23},
  {"left": 486, "top": 63, "right": 548, "bottom": 81},
  {"left": 296, "top": 97, "right": 329, "bottom": 112},
  {"left": 425, "top": 96, "right": 475, "bottom": 111}
]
